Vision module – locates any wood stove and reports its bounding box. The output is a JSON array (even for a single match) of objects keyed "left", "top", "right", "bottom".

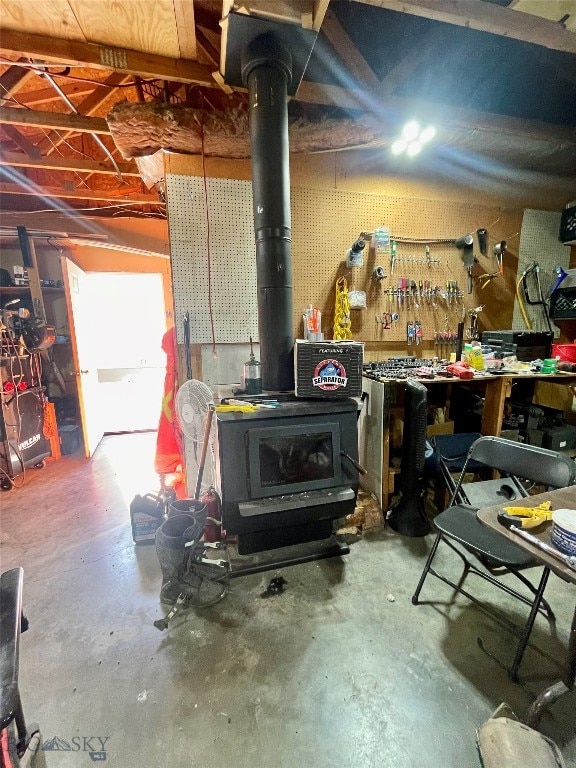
[
  {"left": 214, "top": 398, "right": 359, "bottom": 554},
  {"left": 211, "top": 26, "right": 361, "bottom": 564}
]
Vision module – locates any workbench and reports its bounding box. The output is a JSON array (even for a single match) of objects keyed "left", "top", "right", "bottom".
[{"left": 359, "top": 371, "right": 576, "bottom": 510}]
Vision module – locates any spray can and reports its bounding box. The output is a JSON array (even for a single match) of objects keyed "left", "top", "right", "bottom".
[{"left": 243, "top": 337, "right": 262, "bottom": 395}]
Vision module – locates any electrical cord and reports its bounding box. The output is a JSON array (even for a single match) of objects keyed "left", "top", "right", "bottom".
[
  {"left": 0, "top": 58, "right": 159, "bottom": 87},
  {"left": 200, "top": 93, "right": 217, "bottom": 356}
]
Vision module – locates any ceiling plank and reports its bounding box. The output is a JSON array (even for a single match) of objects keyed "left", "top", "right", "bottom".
[
  {"left": 0, "top": 0, "right": 86, "bottom": 41},
  {"left": 0, "top": 105, "right": 109, "bottom": 134},
  {"left": 39, "top": 71, "right": 132, "bottom": 155},
  {"left": 68, "top": 0, "right": 181, "bottom": 58},
  {"left": 321, "top": 10, "right": 379, "bottom": 87},
  {"left": 0, "top": 58, "right": 36, "bottom": 106},
  {"left": 354, "top": 0, "right": 576, "bottom": 55},
  {"left": 0, "top": 150, "right": 140, "bottom": 176},
  {"left": 0, "top": 28, "right": 215, "bottom": 86},
  {"left": 0, "top": 181, "right": 162, "bottom": 203},
  {"left": 173, "top": 0, "right": 198, "bottom": 59},
  {"left": 1, "top": 124, "right": 40, "bottom": 156},
  {"left": 296, "top": 80, "right": 576, "bottom": 145}
]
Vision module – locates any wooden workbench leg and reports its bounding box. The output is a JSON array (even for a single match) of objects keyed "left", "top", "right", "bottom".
[
  {"left": 481, "top": 376, "right": 510, "bottom": 436},
  {"left": 382, "top": 425, "right": 390, "bottom": 513}
]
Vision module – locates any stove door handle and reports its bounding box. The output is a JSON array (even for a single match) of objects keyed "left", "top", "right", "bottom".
[{"left": 340, "top": 451, "right": 367, "bottom": 476}]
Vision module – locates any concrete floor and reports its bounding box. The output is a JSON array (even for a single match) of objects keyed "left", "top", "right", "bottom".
[{"left": 1, "top": 432, "right": 575, "bottom": 768}]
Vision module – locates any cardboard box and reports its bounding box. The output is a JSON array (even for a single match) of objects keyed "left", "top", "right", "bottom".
[{"left": 426, "top": 420, "right": 455, "bottom": 438}]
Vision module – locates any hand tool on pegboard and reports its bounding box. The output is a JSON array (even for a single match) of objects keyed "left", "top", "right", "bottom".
[{"left": 455, "top": 233, "right": 475, "bottom": 294}]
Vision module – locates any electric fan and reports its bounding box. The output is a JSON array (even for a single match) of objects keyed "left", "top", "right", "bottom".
[
  {"left": 155, "top": 378, "right": 227, "bottom": 625},
  {"left": 175, "top": 379, "right": 216, "bottom": 499}
]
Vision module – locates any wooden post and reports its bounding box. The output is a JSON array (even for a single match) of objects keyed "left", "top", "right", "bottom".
[{"left": 481, "top": 375, "right": 511, "bottom": 436}]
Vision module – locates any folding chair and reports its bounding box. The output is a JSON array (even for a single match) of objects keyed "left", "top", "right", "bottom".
[
  {"left": 1, "top": 568, "right": 40, "bottom": 765},
  {"left": 412, "top": 436, "right": 576, "bottom": 680}
]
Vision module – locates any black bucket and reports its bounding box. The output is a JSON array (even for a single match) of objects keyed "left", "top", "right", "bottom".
[{"left": 169, "top": 499, "right": 207, "bottom": 519}]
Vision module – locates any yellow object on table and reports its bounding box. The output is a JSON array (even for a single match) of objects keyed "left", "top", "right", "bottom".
[
  {"left": 502, "top": 501, "right": 553, "bottom": 529},
  {"left": 215, "top": 404, "right": 258, "bottom": 413}
]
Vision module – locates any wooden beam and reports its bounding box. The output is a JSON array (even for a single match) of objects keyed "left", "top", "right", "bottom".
[
  {"left": 39, "top": 72, "right": 132, "bottom": 155},
  {"left": 0, "top": 150, "right": 140, "bottom": 177},
  {"left": 0, "top": 181, "right": 162, "bottom": 204},
  {"left": 354, "top": 0, "right": 576, "bottom": 55},
  {"left": 196, "top": 26, "right": 220, "bottom": 67},
  {"left": 1, "top": 124, "right": 40, "bottom": 156},
  {"left": 321, "top": 10, "right": 379, "bottom": 87},
  {"left": 0, "top": 58, "right": 36, "bottom": 106},
  {"left": 295, "top": 81, "right": 576, "bottom": 145},
  {"left": 0, "top": 105, "right": 109, "bottom": 134},
  {"left": 312, "top": 0, "right": 331, "bottom": 31},
  {"left": 0, "top": 28, "right": 215, "bottom": 86},
  {"left": 173, "top": 0, "right": 197, "bottom": 59},
  {"left": 8, "top": 83, "right": 95, "bottom": 107}
]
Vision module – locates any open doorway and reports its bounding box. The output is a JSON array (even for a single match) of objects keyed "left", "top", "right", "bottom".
[{"left": 85, "top": 272, "right": 166, "bottom": 434}]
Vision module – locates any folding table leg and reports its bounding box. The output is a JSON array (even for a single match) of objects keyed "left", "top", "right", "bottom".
[
  {"left": 509, "top": 567, "right": 550, "bottom": 682},
  {"left": 412, "top": 533, "right": 442, "bottom": 605}
]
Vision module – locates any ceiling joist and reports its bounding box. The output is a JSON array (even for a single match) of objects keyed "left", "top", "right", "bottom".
[
  {"left": 0, "top": 28, "right": 215, "bottom": 86},
  {"left": 295, "top": 81, "right": 576, "bottom": 146},
  {"left": 321, "top": 10, "right": 379, "bottom": 88},
  {"left": 355, "top": 0, "right": 576, "bottom": 54},
  {"left": 0, "top": 105, "right": 110, "bottom": 134},
  {"left": 1, "top": 123, "right": 40, "bottom": 156},
  {"left": 39, "top": 71, "right": 132, "bottom": 155},
  {"left": 0, "top": 150, "right": 140, "bottom": 177},
  {"left": 0, "top": 57, "right": 36, "bottom": 106},
  {"left": 0, "top": 181, "right": 161, "bottom": 203}
]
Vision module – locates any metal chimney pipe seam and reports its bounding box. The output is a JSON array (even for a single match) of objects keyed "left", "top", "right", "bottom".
[{"left": 242, "top": 34, "right": 295, "bottom": 392}]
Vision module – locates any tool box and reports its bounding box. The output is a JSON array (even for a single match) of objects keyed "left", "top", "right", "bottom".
[
  {"left": 541, "top": 425, "right": 576, "bottom": 451},
  {"left": 294, "top": 340, "right": 364, "bottom": 398},
  {"left": 481, "top": 330, "right": 553, "bottom": 362}
]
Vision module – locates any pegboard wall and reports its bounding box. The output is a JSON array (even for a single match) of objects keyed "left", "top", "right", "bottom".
[
  {"left": 166, "top": 171, "right": 523, "bottom": 352},
  {"left": 512, "top": 209, "right": 569, "bottom": 337},
  {"left": 291, "top": 187, "right": 522, "bottom": 347},
  {"left": 166, "top": 174, "right": 258, "bottom": 344}
]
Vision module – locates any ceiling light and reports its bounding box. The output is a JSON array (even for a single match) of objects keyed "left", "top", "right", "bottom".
[
  {"left": 419, "top": 125, "right": 436, "bottom": 143},
  {"left": 402, "top": 121, "right": 420, "bottom": 141},
  {"left": 391, "top": 139, "right": 407, "bottom": 155},
  {"left": 407, "top": 141, "right": 422, "bottom": 157}
]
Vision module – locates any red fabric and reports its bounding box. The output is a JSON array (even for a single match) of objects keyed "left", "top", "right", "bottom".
[
  {"left": 154, "top": 327, "right": 186, "bottom": 498},
  {"left": 0, "top": 729, "right": 15, "bottom": 768}
]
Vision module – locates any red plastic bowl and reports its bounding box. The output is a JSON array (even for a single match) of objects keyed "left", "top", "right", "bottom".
[{"left": 553, "top": 343, "right": 576, "bottom": 363}]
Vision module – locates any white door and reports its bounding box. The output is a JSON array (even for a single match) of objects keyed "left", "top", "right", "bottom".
[{"left": 62, "top": 257, "right": 103, "bottom": 457}]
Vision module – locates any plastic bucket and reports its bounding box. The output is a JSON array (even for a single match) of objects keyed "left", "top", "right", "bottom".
[
  {"left": 169, "top": 498, "right": 207, "bottom": 519},
  {"left": 552, "top": 344, "right": 576, "bottom": 363},
  {"left": 551, "top": 509, "right": 576, "bottom": 556}
]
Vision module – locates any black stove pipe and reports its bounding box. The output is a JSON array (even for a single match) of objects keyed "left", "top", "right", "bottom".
[{"left": 242, "top": 35, "right": 294, "bottom": 392}]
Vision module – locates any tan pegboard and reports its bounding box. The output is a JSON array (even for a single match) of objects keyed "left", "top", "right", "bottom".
[{"left": 291, "top": 186, "right": 523, "bottom": 345}]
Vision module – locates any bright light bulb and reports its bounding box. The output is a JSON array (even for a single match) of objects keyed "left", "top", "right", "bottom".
[
  {"left": 420, "top": 125, "right": 436, "bottom": 143},
  {"left": 402, "top": 121, "right": 420, "bottom": 140},
  {"left": 391, "top": 139, "right": 407, "bottom": 155},
  {"left": 407, "top": 141, "right": 422, "bottom": 157}
]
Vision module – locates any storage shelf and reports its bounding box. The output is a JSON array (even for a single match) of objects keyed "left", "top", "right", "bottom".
[{"left": 0, "top": 286, "right": 65, "bottom": 294}]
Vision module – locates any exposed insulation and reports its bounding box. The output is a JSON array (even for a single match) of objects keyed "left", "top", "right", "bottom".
[{"left": 107, "top": 102, "right": 381, "bottom": 158}]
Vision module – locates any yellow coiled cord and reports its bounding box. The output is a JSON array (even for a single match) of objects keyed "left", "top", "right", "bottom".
[{"left": 333, "top": 277, "right": 352, "bottom": 341}]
